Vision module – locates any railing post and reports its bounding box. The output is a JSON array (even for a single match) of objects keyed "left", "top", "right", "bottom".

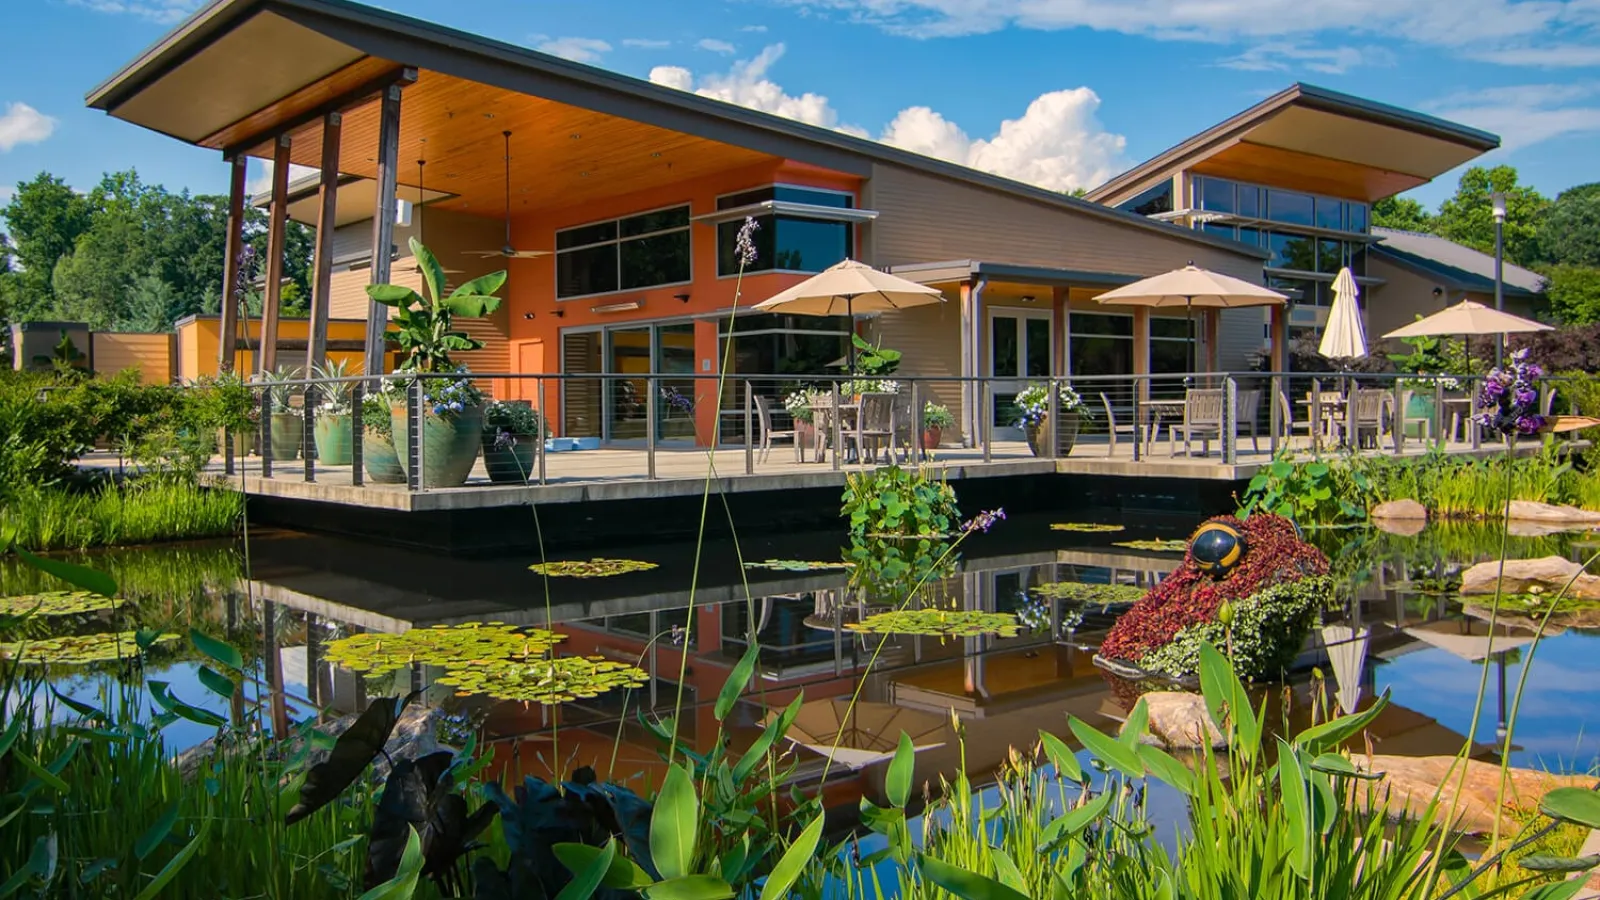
[
  {"left": 260, "top": 389, "right": 274, "bottom": 479},
  {"left": 744, "top": 380, "right": 754, "bottom": 475},
  {"left": 1045, "top": 376, "right": 1059, "bottom": 460},
  {"left": 537, "top": 376, "right": 548, "bottom": 486},
  {"left": 1223, "top": 374, "right": 1238, "bottom": 465},
  {"left": 1311, "top": 383, "right": 1323, "bottom": 454},
  {"left": 1269, "top": 374, "right": 1282, "bottom": 455},
  {"left": 647, "top": 375, "right": 659, "bottom": 481},
  {"left": 1469, "top": 375, "right": 1481, "bottom": 450},
  {"left": 406, "top": 377, "right": 423, "bottom": 492},
  {"left": 303, "top": 383, "right": 317, "bottom": 483},
  {"left": 830, "top": 381, "right": 842, "bottom": 472},
  {"left": 1434, "top": 378, "right": 1446, "bottom": 448},
  {"left": 981, "top": 380, "right": 992, "bottom": 463},
  {"left": 223, "top": 426, "right": 235, "bottom": 476},
  {"left": 1391, "top": 379, "right": 1404, "bottom": 455},
  {"left": 351, "top": 381, "right": 365, "bottom": 487},
  {"left": 912, "top": 381, "right": 923, "bottom": 462},
  {"left": 1132, "top": 378, "right": 1142, "bottom": 462}
]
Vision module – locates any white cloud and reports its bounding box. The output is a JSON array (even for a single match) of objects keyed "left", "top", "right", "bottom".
[
  {"left": 622, "top": 38, "right": 672, "bottom": 49},
  {"left": 1426, "top": 82, "right": 1600, "bottom": 151},
  {"left": 1218, "top": 42, "right": 1392, "bottom": 74},
  {"left": 65, "top": 0, "right": 201, "bottom": 24},
  {"left": 248, "top": 160, "right": 319, "bottom": 196},
  {"left": 1468, "top": 43, "right": 1600, "bottom": 66},
  {"left": 742, "top": 25, "right": 770, "bottom": 32},
  {"left": 650, "top": 44, "right": 1128, "bottom": 192},
  {"left": 697, "top": 38, "right": 738, "bottom": 54},
  {"left": 535, "top": 36, "right": 613, "bottom": 63},
  {"left": 0, "top": 103, "right": 57, "bottom": 152}
]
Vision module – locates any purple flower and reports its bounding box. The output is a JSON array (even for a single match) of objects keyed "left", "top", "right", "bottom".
[
  {"left": 493, "top": 429, "right": 517, "bottom": 451},
  {"left": 1514, "top": 387, "right": 1537, "bottom": 406},
  {"left": 660, "top": 386, "right": 694, "bottom": 414},
  {"left": 1482, "top": 379, "right": 1506, "bottom": 401},
  {"left": 735, "top": 217, "right": 760, "bottom": 268},
  {"left": 962, "top": 508, "right": 1006, "bottom": 534},
  {"left": 1516, "top": 415, "right": 1546, "bottom": 436}
]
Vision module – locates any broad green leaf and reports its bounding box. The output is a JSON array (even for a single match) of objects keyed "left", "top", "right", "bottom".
[
  {"left": 0, "top": 834, "right": 56, "bottom": 899},
  {"left": 1541, "top": 788, "right": 1600, "bottom": 830},
  {"left": 409, "top": 237, "right": 446, "bottom": 307},
  {"left": 715, "top": 645, "right": 758, "bottom": 721},
  {"left": 992, "top": 849, "right": 1027, "bottom": 895},
  {"left": 555, "top": 838, "right": 616, "bottom": 900},
  {"left": 12, "top": 751, "right": 69, "bottom": 794},
  {"left": 0, "top": 715, "right": 22, "bottom": 759},
  {"left": 1279, "top": 739, "right": 1312, "bottom": 879},
  {"left": 49, "top": 690, "right": 105, "bottom": 722},
  {"left": 1136, "top": 743, "right": 1194, "bottom": 795},
  {"left": 1308, "top": 753, "right": 1383, "bottom": 780},
  {"left": 451, "top": 270, "right": 508, "bottom": 301},
  {"left": 1068, "top": 715, "right": 1143, "bottom": 778},
  {"left": 553, "top": 843, "right": 653, "bottom": 890},
  {"left": 148, "top": 681, "right": 226, "bottom": 728},
  {"left": 189, "top": 629, "right": 243, "bottom": 671},
  {"left": 1039, "top": 731, "right": 1083, "bottom": 783},
  {"left": 356, "top": 827, "right": 423, "bottom": 900},
  {"left": 134, "top": 803, "right": 179, "bottom": 861},
  {"left": 1198, "top": 643, "right": 1259, "bottom": 753},
  {"left": 919, "top": 855, "right": 1031, "bottom": 900},
  {"left": 1519, "top": 881, "right": 1588, "bottom": 900},
  {"left": 78, "top": 857, "right": 117, "bottom": 885},
  {"left": 1040, "top": 788, "right": 1112, "bottom": 849},
  {"left": 886, "top": 732, "right": 915, "bottom": 809},
  {"left": 759, "top": 814, "right": 824, "bottom": 900},
  {"left": 1294, "top": 691, "right": 1390, "bottom": 754},
  {"left": 733, "top": 694, "right": 802, "bottom": 783},
  {"left": 132, "top": 817, "right": 210, "bottom": 900},
  {"left": 1119, "top": 698, "right": 1150, "bottom": 748},
  {"left": 1520, "top": 855, "right": 1600, "bottom": 873},
  {"left": 642, "top": 875, "right": 736, "bottom": 900},
  {"left": 652, "top": 763, "right": 699, "bottom": 881},
  {"left": 196, "top": 666, "right": 236, "bottom": 701},
  {"left": 11, "top": 547, "right": 117, "bottom": 597}
]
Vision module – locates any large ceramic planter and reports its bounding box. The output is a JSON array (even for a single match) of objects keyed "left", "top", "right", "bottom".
[
  {"left": 392, "top": 403, "right": 483, "bottom": 488},
  {"left": 921, "top": 426, "right": 943, "bottom": 450},
  {"left": 1405, "top": 393, "right": 1436, "bottom": 439},
  {"left": 314, "top": 414, "right": 353, "bottom": 466},
  {"left": 481, "top": 432, "right": 537, "bottom": 484},
  {"left": 363, "top": 429, "right": 406, "bottom": 484},
  {"left": 269, "top": 413, "right": 303, "bottom": 461},
  {"left": 1025, "top": 411, "right": 1080, "bottom": 458}
]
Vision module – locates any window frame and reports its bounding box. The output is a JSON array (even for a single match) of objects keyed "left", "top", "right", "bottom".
[
  {"left": 713, "top": 183, "right": 858, "bottom": 279},
  {"left": 555, "top": 202, "right": 694, "bottom": 301}
]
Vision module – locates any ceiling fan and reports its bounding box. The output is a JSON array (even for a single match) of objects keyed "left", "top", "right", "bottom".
[
  {"left": 413, "top": 153, "right": 464, "bottom": 280},
  {"left": 466, "top": 130, "right": 551, "bottom": 260}
]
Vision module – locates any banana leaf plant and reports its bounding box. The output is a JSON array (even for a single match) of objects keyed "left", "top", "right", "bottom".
[{"left": 367, "top": 237, "right": 506, "bottom": 374}]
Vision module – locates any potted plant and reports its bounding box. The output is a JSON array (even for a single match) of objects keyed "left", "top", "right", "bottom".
[
  {"left": 311, "top": 358, "right": 355, "bottom": 465},
  {"left": 784, "top": 388, "right": 817, "bottom": 449},
  {"left": 361, "top": 392, "right": 405, "bottom": 483},
  {"left": 922, "top": 401, "right": 954, "bottom": 449},
  {"left": 194, "top": 371, "right": 257, "bottom": 457},
  {"left": 1389, "top": 332, "right": 1460, "bottom": 437},
  {"left": 1014, "top": 381, "right": 1087, "bottom": 458},
  {"left": 481, "top": 400, "right": 543, "bottom": 484},
  {"left": 849, "top": 334, "right": 901, "bottom": 399},
  {"left": 260, "top": 365, "right": 304, "bottom": 461},
  {"left": 367, "top": 237, "right": 506, "bottom": 488}
]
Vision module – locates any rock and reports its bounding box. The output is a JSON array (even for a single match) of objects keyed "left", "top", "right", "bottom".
[
  {"left": 1374, "top": 516, "right": 1427, "bottom": 537},
  {"left": 1355, "top": 754, "right": 1590, "bottom": 835},
  {"left": 1372, "top": 499, "right": 1428, "bottom": 521},
  {"left": 1507, "top": 501, "right": 1600, "bottom": 525},
  {"left": 1459, "top": 556, "right": 1600, "bottom": 601},
  {"left": 174, "top": 704, "right": 450, "bottom": 779},
  {"left": 1123, "top": 692, "right": 1227, "bottom": 749}
]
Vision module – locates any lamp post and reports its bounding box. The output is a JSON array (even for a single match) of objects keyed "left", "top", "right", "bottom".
[{"left": 1492, "top": 190, "right": 1506, "bottom": 368}]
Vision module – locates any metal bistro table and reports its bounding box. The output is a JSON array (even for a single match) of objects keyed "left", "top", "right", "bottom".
[{"left": 1142, "top": 398, "right": 1187, "bottom": 456}]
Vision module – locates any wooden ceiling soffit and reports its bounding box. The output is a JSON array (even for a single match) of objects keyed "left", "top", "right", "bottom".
[
  {"left": 1190, "top": 141, "right": 1424, "bottom": 203},
  {"left": 270, "top": 4, "right": 871, "bottom": 177},
  {"left": 207, "top": 58, "right": 416, "bottom": 156}
]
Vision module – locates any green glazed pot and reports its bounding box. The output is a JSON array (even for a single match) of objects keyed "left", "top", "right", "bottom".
[
  {"left": 314, "top": 414, "right": 353, "bottom": 466},
  {"left": 269, "top": 413, "right": 303, "bottom": 461},
  {"left": 392, "top": 403, "right": 483, "bottom": 488},
  {"left": 1025, "top": 410, "right": 1080, "bottom": 458},
  {"left": 481, "top": 432, "right": 537, "bottom": 484},
  {"left": 362, "top": 429, "right": 406, "bottom": 484}
]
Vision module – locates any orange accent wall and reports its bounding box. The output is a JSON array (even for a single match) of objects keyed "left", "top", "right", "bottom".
[{"left": 174, "top": 316, "right": 383, "bottom": 381}]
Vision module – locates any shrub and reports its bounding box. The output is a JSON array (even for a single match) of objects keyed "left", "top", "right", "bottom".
[
  {"left": 1139, "top": 575, "right": 1332, "bottom": 678},
  {"left": 841, "top": 464, "right": 960, "bottom": 538},
  {"left": 482, "top": 400, "right": 544, "bottom": 438},
  {"left": 1, "top": 481, "right": 243, "bottom": 551}
]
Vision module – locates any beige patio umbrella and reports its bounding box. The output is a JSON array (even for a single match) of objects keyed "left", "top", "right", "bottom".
[
  {"left": 1094, "top": 264, "right": 1288, "bottom": 372},
  {"left": 766, "top": 698, "right": 947, "bottom": 770},
  {"left": 1319, "top": 268, "right": 1368, "bottom": 362},
  {"left": 752, "top": 259, "right": 943, "bottom": 372},
  {"left": 1382, "top": 299, "right": 1553, "bottom": 341}
]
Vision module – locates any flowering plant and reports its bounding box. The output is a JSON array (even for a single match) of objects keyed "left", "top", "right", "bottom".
[
  {"left": 1474, "top": 347, "right": 1545, "bottom": 438},
  {"left": 483, "top": 400, "right": 544, "bottom": 450},
  {"left": 401, "top": 365, "right": 483, "bottom": 418},
  {"left": 922, "top": 402, "right": 955, "bottom": 430},
  {"left": 659, "top": 385, "right": 694, "bottom": 416},
  {"left": 784, "top": 388, "right": 817, "bottom": 424},
  {"left": 1012, "top": 381, "right": 1086, "bottom": 427},
  {"left": 842, "top": 378, "right": 899, "bottom": 395}
]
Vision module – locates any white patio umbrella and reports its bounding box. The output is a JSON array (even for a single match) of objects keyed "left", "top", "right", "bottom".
[
  {"left": 752, "top": 259, "right": 944, "bottom": 372},
  {"left": 1318, "top": 267, "right": 1368, "bottom": 361},
  {"left": 1093, "top": 264, "right": 1288, "bottom": 373},
  {"left": 1320, "top": 624, "right": 1371, "bottom": 715}
]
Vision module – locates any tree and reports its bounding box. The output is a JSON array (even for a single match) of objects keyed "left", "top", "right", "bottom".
[
  {"left": 120, "top": 270, "right": 181, "bottom": 332},
  {"left": 1539, "top": 183, "right": 1600, "bottom": 268},
  {"left": 1372, "top": 196, "right": 1434, "bottom": 232},
  {"left": 0, "top": 173, "right": 93, "bottom": 316},
  {"left": 1545, "top": 265, "right": 1600, "bottom": 326},
  {"left": 1435, "top": 165, "right": 1549, "bottom": 267}
]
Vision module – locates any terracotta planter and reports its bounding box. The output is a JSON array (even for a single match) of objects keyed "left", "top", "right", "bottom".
[
  {"left": 268, "top": 413, "right": 303, "bottom": 461},
  {"left": 391, "top": 402, "right": 483, "bottom": 488},
  {"left": 1025, "top": 410, "right": 1080, "bottom": 458},
  {"left": 797, "top": 420, "right": 816, "bottom": 452},
  {"left": 921, "top": 426, "right": 943, "bottom": 450},
  {"left": 362, "top": 429, "right": 406, "bottom": 484},
  {"left": 481, "top": 432, "right": 537, "bottom": 484},
  {"left": 314, "top": 414, "right": 353, "bottom": 465}
]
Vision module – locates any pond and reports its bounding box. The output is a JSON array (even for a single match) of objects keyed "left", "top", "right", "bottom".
[{"left": 5, "top": 512, "right": 1599, "bottom": 812}]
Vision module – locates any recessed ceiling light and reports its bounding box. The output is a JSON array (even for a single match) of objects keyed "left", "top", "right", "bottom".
[
  {"left": 580, "top": 171, "right": 590, "bottom": 177},
  {"left": 650, "top": 152, "right": 662, "bottom": 158},
  {"left": 570, "top": 133, "right": 581, "bottom": 139},
  {"left": 484, "top": 112, "right": 495, "bottom": 119}
]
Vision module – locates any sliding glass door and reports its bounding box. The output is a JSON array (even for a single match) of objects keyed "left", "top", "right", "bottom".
[
  {"left": 989, "top": 309, "right": 1053, "bottom": 436},
  {"left": 561, "top": 321, "right": 697, "bottom": 443}
]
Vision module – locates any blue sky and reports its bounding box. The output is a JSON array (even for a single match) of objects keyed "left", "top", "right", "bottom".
[{"left": 2, "top": 0, "right": 1598, "bottom": 212}]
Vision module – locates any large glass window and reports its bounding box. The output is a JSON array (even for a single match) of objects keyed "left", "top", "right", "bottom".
[
  {"left": 1269, "top": 232, "right": 1317, "bottom": 271},
  {"left": 556, "top": 206, "right": 690, "bottom": 299},
  {"left": 1199, "top": 177, "right": 1236, "bottom": 214},
  {"left": 1237, "top": 185, "right": 1262, "bottom": 219},
  {"left": 1117, "top": 180, "right": 1174, "bottom": 217},
  {"left": 1267, "top": 190, "right": 1314, "bottom": 227},
  {"left": 1347, "top": 203, "right": 1369, "bottom": 233},
  {"left": 717, "top": 312, "right": 851, "bottom": 442},
  {"left": 1347, "top": 241, "right": 1368, "bottom": 277},
  {"left": 716, "top": 186, "right": 855, "bottom": 276},
  {"left": 1150, "top": 317, "right": 1196, "bottom": 388},
  {"left": 1317, "top": 238, "right": 1343, "bottom": 274},
  {"left": 1315, "top": 198, "right": 1344, "bottom": 231}
]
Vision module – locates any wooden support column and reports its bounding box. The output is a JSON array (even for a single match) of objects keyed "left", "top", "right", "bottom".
[
  {"left": 364, "top": 83, "right": 404, "bottom": 375},
  {"left": 259, "top": 134, "right": 292, "bottom": 375},
  {"left": 1132, "top": 307, "right": 1151, "bottom": 401},
  {"left": 306, "top": 112, "right": 342, "bottom": 375},
  {"left": 1269, "top": 305, "right": 1287, "bottom": 372},
  {"left": 1206, "top": 310, "right": 1221, "bottom": 373},
  {"left": 1051, "top": 286, "right": 1069, "bottom": 376},
  {"left": 218, "top": 156, "right": 248, "bottom": 374}
]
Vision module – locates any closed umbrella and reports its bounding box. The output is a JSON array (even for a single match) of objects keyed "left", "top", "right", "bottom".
[
  {"left": 1319, "top": 268, "right": 1368, "bottom": 362},
  {"left": 1094, "top": 264, "right": 1287, "bottom": 374},
  {"left": 752, "top": 259, "right": 944, "bottom": 372},
  {"left": 1320, "top": 624, "right": 1371, "bottom": 716}
]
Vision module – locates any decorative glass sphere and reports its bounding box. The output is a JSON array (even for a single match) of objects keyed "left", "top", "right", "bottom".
[{"left": 1190, "top": 521, "right": 1247, "bottom": 576}]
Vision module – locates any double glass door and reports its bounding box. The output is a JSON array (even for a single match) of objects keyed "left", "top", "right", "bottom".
[
  {"left": 989, "top": 310, "right": 1053, "bottom": 434},
  {"left": 561, "top": 322, "right": 696, "bottom": 442}
]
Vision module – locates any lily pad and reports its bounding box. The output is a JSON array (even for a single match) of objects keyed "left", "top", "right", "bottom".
[
  {"left": 1049, "top": 523, "right": 1126, "bottom": 533},
  {"left": 0, "top": 631, "right": 178, "bottom": 665},
  {"left": 741, "top": 559, "right": 853, "bottom": 572},
  {"left": 436, "top": 656, "right": 650, "bottom": 704},
  {"left": 845, "top": 609, "right": 1021, "bottom": 638},
  {"left": 0, "top": 591, "right": 123, "bottom": 617},
  {"left": 1030, "top": 582, "right": 1146, "bottom": 605},
  {"left": 325, "top": 623, "right": 563, "bottom": 676},
  {"left": 1112, "top": 539, "right": 1189, "bottom": 553},
  {"left": 528, "top": 558, "right": 658, "bottom": 578}
]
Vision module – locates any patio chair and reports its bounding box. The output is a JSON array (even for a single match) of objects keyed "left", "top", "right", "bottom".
[
  {"left": 1275, "top": 390, "right": 1322, "bottom": 449},
  {"left": 891, "top": 386, "right": 917, "bottom": 462},
  {"left": 848, "top": 393, "right": 897, "bottom": 464},
  {"left": 1174, "top": 388, "right": 1225, "bottom": 458},
  {"left": 1098, "top": 392, "right": 1139, "bottom": 459},
  {"left": 752, "top": 394, "right": 799, "bottom": 463},
  {"left": 1342, "top": 389, "right": 1388, "bottom": 449},
  {"left": 809, "top": 391, "right": 838, "bottom": 462},
  {"left": 1236, "top": 389, "right": 1263, "bottom": 453}
]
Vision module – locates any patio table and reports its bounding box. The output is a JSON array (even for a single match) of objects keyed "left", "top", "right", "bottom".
[
  {"left": 806, "top": 400, "right": 861, "bottom": 463},
  {"left": 1142, "top": 398, "right": 1186, "bottom": 455}
]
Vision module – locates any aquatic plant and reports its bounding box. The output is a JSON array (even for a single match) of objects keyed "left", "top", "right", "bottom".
[
  {"left": 324, "top": 623, "right": 563, "bottom": 676},
  {"left": 1029, "top": 582, "right": 1145, "bottom": 604},
  {"left": 845, "top": 608, "right": 1022, "bottom": 637},
  {"left": 1113, "top": 538, "right": 1189, "bottom": 552},
  {"left": 1, "top": 480, "right": 243, "bottom": 552},
  {"left": 741, "top": 558, "right": 852, "bottom": 571},
  {"left": 842, "top": 463, "right": 961, "bottom": 538},
  {"left": 0, "top": 630, "right": 178, "bottom": 665},
  {"left": 527, "top": 557, "right": 658, "bottom": 577},
  {"left": 1050, "top": 521, "right": 1126, "bottom": 532},
  {"left": 436, "top": 655, "right": 649, "bottom": 703},
  {"left": 0, "top": 590, "right": 122, "bottom": 617},
  {"left": 1139, "top": 575, "right": 1333, "bottom": 678}
]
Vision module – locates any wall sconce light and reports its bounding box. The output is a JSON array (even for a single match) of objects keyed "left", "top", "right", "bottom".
[
  {"left": 592, "top": 300, "right": 642, "bottom": 314},
  {"left": 1432, "top": 287, "right": 1443, "bottom": 297},
  {"left": 523, "top": 312, "right": 535, "bottom": 320},
  {"left": 551, "top": 309, "right": 565, "bottom": 318},
  {"left": 674, "top": 293, "right": 691, "bottom": 304},
  {"left": 1020, "top": 294, "right": 1036, "bottom": 303}
]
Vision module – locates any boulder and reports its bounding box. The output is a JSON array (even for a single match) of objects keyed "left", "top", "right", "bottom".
[
  {"left": 1374, "top": 516, "right": 1427, "bottom": 537},
  {"left": 1123, "top": 692, "right": 1226, "bottom": 749},
  {"left": 1507, "top": 501, "right": 1600, "bottom": 525},
  {"left": 1371, "top": 499, "right": 1428, "bottom": 521},
  {"left": 174, "top": 703, "right": 449, "bottom": 779},
  {"left": 1355, "top": 754, "right": 1590, "bottom": 836},
  {"left": 1459, "top": 556, "right": 1600, "bottom": 601}
]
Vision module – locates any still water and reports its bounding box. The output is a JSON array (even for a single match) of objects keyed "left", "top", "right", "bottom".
[{"left": 5, "top": 513, "right": 1599, "bottom": 803}]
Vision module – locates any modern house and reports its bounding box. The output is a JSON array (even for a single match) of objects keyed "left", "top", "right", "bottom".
[{"left": 1084, "top": 83, "right": 1521, "bottom": 354}]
